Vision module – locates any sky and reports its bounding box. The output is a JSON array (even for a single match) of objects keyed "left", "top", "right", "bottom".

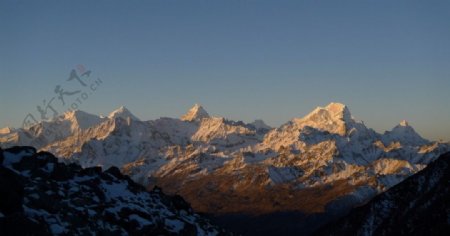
[{"left": 0, "top": 0, "right": 449, "bottom": 141}]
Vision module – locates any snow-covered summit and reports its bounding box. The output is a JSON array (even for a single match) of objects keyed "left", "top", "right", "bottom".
[
  {"left": 181, "top": 104, "right": 210, "bottom": 122},
  {"left": 293, "top": 102, "right": 354, "bottom": 136},
  {"left": 325, "top": 102, "right": 352, "bottom": 121},
  {"left": 63, "top": 110, "right": 105, "bottom": 130},
  {"left": 399, "top": 119, "right": 409, "bottom": 126},
  {"left": 108, "top": 106, "right": 140, "bottom": 121},
  {"left": 383, "top": 120, "right": 429, "bottom": 146},
  {"left": 262, "top": 102, "right": 372, "bottom": 151}
]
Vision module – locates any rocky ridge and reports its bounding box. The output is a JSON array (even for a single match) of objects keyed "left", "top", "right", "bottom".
[
  {"left": 316, "top": 151, "right": 450, "bottom": 236},
  {"left": 0, "top": 146, "right": 225, "bottom": 235}
]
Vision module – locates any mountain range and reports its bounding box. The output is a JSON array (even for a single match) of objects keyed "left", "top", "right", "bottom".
[{"left": 1, "top": 102, "right": 449, "bottom": 234}]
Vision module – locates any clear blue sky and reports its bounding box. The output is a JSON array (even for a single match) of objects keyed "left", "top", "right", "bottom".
[{"left": 1, "top": 0, "right": 449, "bottom": 140}]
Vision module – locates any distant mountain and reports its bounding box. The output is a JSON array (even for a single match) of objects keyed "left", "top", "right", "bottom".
[
  {"left": 1, "top": 102, "right": 449, "bottom": 234},
  {"left": 382, "top": 119, "right": 429, "bottom": 146},
  {"left": 181, "top": 104, "right": 210, "bottom": 122},
  {"left": 249, "top": 119, "right": 271, "bottom": 133},
  {"left": 315, "top": 151, "right": 450, "bottom": 236},
  {"left": 108, "top": 106, "right": 140, "bottom": 121},
  {"left": 0, "top": 146, "right": 225, "bottom": 235}
]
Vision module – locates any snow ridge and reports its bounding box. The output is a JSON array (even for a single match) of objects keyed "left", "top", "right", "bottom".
[{"left": 1, "top": 102, "right": 449, "bottom": 220}]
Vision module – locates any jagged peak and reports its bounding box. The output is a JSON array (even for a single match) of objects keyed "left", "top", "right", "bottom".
[
  {"left": 392, "top": 120, "right": 416, "bottom": 131},
  {"left": 64, "top": 109, "right": 97, "bottom": 120},
  {"left": 399, "top": 119, "right": 409, "bottom": 127},
  {"left": 302, "top": 102, "right": 352, "bottom": 123},
  {"left": 326, "top": 102, "right": 346, "bottom": 110},
  {"left": 384, "top": 120, "right": 429, "bottom": 145},
  {"left": 290, "top": 102, "right": 356, "bottom": 136},
  {"left": 325, "top": 102, "right": 352, "bottom": 121},
  {"left": 181, "top": 104, "right": 210, "bottom": 122},
  {"left": 108, "top": 106, "right": 140, "bottom": 121},
  {"left": 62, "top": 110, "right": 104, "bottom": 130}
]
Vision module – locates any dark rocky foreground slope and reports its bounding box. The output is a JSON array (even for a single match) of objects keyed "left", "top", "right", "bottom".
[
  {"left": 0, "top": 146, "right": 226, "bottom": 235},
  {"left": 315, "top": 152, "right": 450, "bottom": 236}
]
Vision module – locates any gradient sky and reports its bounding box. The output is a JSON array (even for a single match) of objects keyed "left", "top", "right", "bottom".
[{"left": 1, "top": 0, "right": 449, "bottom": 140}]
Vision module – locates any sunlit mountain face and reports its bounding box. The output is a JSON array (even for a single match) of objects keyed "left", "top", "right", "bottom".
[
  {"left": 1, "top": 103, "right": 449, "bottom": 235},
  {"left": 3, "top": 0, "right": 450, "bottom": 234}
]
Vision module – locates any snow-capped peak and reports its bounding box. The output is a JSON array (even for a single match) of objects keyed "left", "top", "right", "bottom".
[
  {"left": 63, "top": 110, "right": 104, "bottom": 130},
  {"left": 391, "top": 121, "right": 417, "bottom": 133},
  {"left": 399, "top": 120, "right": 409, "bottom": 127},
  {"left": 324, "top": 102, "right": 352, "bottom": 122},
  {"left": 383, "top": 120, "right": 429, "bottom": 146},
  {"left": 108, "top": 106, "right": 140, "bottom": 121},
  {"left": 181, "top": 104, "right": 210, "bottom": 122},
  {"left": 302, "top": 102, "right": 352, "bottom": 122},
  {"left": 293, "top": 102, "right": 354, "bottom": 135}
]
